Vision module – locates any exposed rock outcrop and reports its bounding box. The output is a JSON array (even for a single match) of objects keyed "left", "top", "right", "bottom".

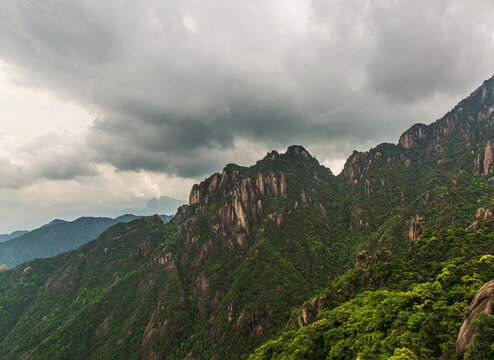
[
  {"left": 189, "top": 184, "right": 203, "bottom": 205},
  {"left": 483, "top": 140, "right": 494, "bottom": 175},
  {"left": 472, "top": 207, "right": 494, "bottom": 231},
  {"left": 0, "top": 264, "right": 7, "bottom": 272},
  {"left": 342, "top": 144, "right": 393, "bottom": 186},
  {"left": 399, "top": 123, "right": 429, "bottom": 149},
  {"left": 343, "top": 150, "right": 368, "bottom": 185},
  {"left": 408, "top": 215, "right": 425, "bottom": 241},
  {"left": 354, "top": 251, "right": 368, "bottom": 269},
  {"left": 297, "top": 293, "right": 329, "bottom": 327},
  {"left": 354, "top": 250, "right": 393, "bottom": 271},
  {"left": 456, "top": 280, "right": 494, "bottom": 359}
]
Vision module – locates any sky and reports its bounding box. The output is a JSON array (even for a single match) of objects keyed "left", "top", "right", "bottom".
[{"left": 1, "top": 0, "right": 494, "bottom": 233}]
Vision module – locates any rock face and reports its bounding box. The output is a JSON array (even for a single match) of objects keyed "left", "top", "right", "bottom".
[
  {"left": 472, "top": 207, "right": 494, "bottom": 231},
  {"left": 0, "top": 264, "right": 7, "bottom": 272},
  {"left": 399, "top": 123, "right": 429, "bottom": 149},
  {"left": 408, "top": 215, "right": 425, "bottom": 241},
  {"left": 297, "top": 294, "right": 329, "bottom": 327},
  {"left": 180, "top": 167, "right": 289, "bottom": 251},
  {"left": 354, "top": 250, "right": 392, "bottom": 272},
  {"left": 456, "top": 280, "right": 494, "bottom": 359},
  {"left": 484, "top": 140, "right": 494, "bottom": 175}
]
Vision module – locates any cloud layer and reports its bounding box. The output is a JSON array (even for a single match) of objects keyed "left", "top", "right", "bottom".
[{"left": 2, "top": 0, "right": 494, "bottom": 179}]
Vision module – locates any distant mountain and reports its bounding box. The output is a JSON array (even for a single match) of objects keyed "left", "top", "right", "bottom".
[
  {"left": 121, "top": 196, "right": 185, "bottom": 216},
  {"left": 159, "top": 214, "right": 174, "bottom": 223},
  {"left": 143, "top": 196, "right": 185, "bottom": 214},
  {"left": 0, "top": 230, "right": 29, "bottom": 243},
  {"left": 0, "top": 214, "right": 148, "bottom": 269}
]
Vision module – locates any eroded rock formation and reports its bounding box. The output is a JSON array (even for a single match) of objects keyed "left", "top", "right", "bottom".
[
  {"left": 472, "top": 207, "right": 494, "bottom": 231},
  {"left": 408, "top": 215, "right": 425, "bottom": 241},
  {"left": 399, "top": 123, "right": 429, "bottom": 149}
]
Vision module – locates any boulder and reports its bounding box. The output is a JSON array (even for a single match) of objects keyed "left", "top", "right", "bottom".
[{"left": 456, "top": 280, "right": 494, "bottom": 358}]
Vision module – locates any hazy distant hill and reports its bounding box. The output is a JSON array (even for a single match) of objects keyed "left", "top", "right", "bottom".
[
  {"left": 0, "top": 214, "right": 146, "bottom": 269},
  {"left": 121, "top": 196, "right": 185, "bottom": 216},
  {"left": 0, "top": 230, "right": 29, "bottom": 243}
]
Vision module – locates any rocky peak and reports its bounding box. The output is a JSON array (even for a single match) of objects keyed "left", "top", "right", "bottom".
[
  {"left": 399, "top": 123, "right": 429, "bottom": 149},
  {"left": 264, "top": 150, "right": 280, "bottom": 161},
  {"left": 343, "top": 150, "right": 368, "bottom": 185},
  {"left": 342, "top": 144, "right": 394, "bottom": 185},
  {"left": 464, "top": 74, "right": 494, "bottom": 109},
  {"left": 173, "top": 144, "right": 337, "bottom": 275},
  {"left": 175, "top": 159, "right": 294, "bottom": 261},
  {"left": 260, "top": 145, "right": 324, "bottom": 169},
  {"left": 184, "top": 145, "right": 330, "bottom": 209},
  {"left": 285, "top": 145, "right": 312, "bottom": 159}
]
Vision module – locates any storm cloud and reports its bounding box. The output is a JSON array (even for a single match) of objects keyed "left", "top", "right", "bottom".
[{"left": 1, "top": 0, "right": 494, "bottom": 179}]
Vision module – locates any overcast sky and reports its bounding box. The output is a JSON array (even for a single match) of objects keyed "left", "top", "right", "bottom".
[{"left": 1, "top": 0, "right": 494, "bottom": 233}]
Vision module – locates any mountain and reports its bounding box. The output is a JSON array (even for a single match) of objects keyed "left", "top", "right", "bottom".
[
  {"left": 120, "top": 196, "right": 186, "bottom": 216},
  {"left": 0, "top": 214, "right": 145, "bottom": 269},
  {"left": 0, "top": 75, "right": 494, "bottom": 359},
  {"left": 141, "top": 196, "right": 186, "bottom": 215},
  {"left": 0, "top": 230, "right": 29, "bottom": 243}
]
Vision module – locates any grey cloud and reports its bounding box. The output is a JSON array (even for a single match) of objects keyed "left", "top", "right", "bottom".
[
  {"left": 1, "top": 0, "right": 494, "bottom": 179},
  {"left": 0, "top": 132, "right": 96, "bottom": 189},
  {"left": 365, "top": 1, "right": 494, "bottom": 102}
]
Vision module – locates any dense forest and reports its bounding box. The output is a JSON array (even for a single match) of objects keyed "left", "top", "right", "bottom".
[{"left": 1, "top": 76, "right": 494, "bottom": 359}]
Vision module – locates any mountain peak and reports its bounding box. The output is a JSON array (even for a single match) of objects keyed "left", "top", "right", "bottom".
[
  {"left": 260, "top": 145, "right": 318, "bottom": 165},
  {"left": 397, "top": 73, "right": 494, "bottom": 151},
  {"left": 286, "top": 145, "right": 310, "bottom": 156}
]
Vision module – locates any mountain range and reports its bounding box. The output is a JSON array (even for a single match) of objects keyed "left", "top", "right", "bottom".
[
  {"left": 0, "top": 214, "right": 173, "bottom": 269},
  {"left": 0, "top": 230, "right": 29, "bottom": 243},
  {"left": 1, "top": 75, "right": 494, "bottom": 359}
]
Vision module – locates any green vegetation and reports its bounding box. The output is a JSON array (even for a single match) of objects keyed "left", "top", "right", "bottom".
[{"left": 249, "top": 226, "right": 494, "bottom": 359}]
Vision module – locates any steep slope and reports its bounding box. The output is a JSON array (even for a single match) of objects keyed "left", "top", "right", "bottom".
[
  {"left": 0, "top": 214, "right": 144, "bottom": 269},
  {"left": 169, "top": 145, "right": 352, "bottom": 358},
  {"left": 0, "top": 216, "right": 188, "bottom": 360},
  {"left": 339, "top": 75, "right": 494, "bottom": 252}
]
